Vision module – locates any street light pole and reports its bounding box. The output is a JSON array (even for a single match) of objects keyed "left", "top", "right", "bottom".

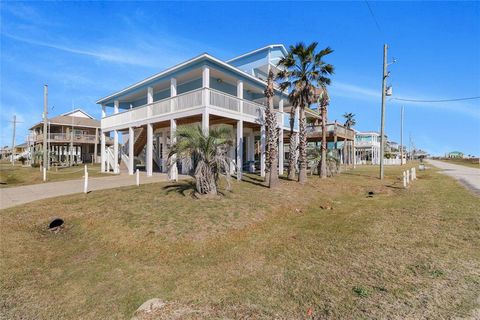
[
  {"left": 11, "top": 115, "right": 16, "bottom": 166},
  {"left": 43, "top": 85, "right": 48, "bottom": 171},
  {"left": 400, "top": 105, "right": 404, "bottom": 165},
  {"left": 379, "top": 44, "right": 388, "bottom": 179}
]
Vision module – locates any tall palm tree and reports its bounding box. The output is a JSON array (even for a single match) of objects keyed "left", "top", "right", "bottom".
[
  {"left": 264, "top": 69, "right": 279, "bottom": 188},
  {"left": 342, "top": 112, "right": 356, "bottom": 165},
  {"left": 277, "top": 42, "right": 334, "bottom": 184},
  {"left": 343, "top": 112, "right": 356, "bottom": 128},
  {"left": 168, "top": 125, "right": 233, "bottom": 196},
  {"left": 317, "top": 87, "right": 330, "bottom": 178}
]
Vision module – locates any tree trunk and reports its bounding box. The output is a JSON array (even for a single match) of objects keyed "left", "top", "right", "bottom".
[
  {"left": 320, "top": 105, "right": 328, "bottom": 179},
  {"left": 287, "top": 110, "right": 297, "bottom": 181},
  {"left": 264, "top": 70, "right": 279, "bottom": 188},
  {"left": 298, "top": 106, "right": 307, "bottom": 184}
]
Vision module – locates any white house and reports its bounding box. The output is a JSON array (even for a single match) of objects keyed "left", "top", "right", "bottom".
[
  {"left": 97, "top": 45, "right": 299, "bottom": 180},
  {"left": 354, "top": 131, "right": 382, "bottom": 165}
]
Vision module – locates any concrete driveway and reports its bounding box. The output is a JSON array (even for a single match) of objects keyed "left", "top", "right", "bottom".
[
  {"left": 0, "top": 172, "right": 188, "bottom": 210},
  {"left": 426, "top": 159, "right": 480, "bottom": 195}
]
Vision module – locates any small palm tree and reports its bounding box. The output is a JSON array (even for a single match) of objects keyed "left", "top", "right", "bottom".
[
  {"left": 168, "top": 125, "right": 233, "bottom": 196},
  {"left": 277, "top": 42, "right": 334, "bottom": 183}
]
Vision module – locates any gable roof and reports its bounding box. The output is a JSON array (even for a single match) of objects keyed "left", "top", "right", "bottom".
[
  {"left": 29, "top": 109, "right": 100, "bottom": 130},
  {"left": 61, "top": 108, "right": 94, "bottom": 119}
]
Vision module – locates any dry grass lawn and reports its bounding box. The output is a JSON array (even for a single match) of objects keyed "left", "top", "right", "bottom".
[
  {"left": 438, "top": 158, "right": 480, "bottom": 169},
  {"left": 0, "top": 162, "right": 107, "bottom": 188},
  {"left": 1, "top": 164, "right": 479, "bottom": 319}
]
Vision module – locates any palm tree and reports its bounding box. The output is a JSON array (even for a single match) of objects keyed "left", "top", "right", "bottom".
[
  {"left": 342, "top": 112, "right": 356, "bottom": 165},
  {"left": 264, "top": 69, "right": 279, "bottom": 187},
  {"left": 317, "top": 87, "right": 330, "bottom": 178},
  {"left": 168, "top": 125, "right": 233, "bottom": 196},
  {"left": 277, "top": 42, "right": 334, "bottom": 184}
]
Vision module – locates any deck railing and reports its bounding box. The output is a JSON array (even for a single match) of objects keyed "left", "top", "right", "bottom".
[
  {"left": 102, "top": 88, "right": 297, "bottom": 131},
  {"left": 32, "top": 133, "right": 110, "bottom": 143}
]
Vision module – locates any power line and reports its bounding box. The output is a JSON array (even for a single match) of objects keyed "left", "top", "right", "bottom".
[
  {"left": 364, "top": 0, "right": 383, "bottom": 34},
  {"left": 392, "top": 96, "right": 480, "bottom": 103}
]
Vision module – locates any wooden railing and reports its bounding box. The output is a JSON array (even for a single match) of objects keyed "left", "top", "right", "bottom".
[{"left": 32, "top": 133, "right": 111, "bottom": 143}]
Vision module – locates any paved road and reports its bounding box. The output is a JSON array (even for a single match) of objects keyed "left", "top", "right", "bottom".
[
  {"left": 426, "top": 159, "right": 480, "bottom": 195},
  {"left": 0, "top": 173, "right": 187, "bottom": 210}
]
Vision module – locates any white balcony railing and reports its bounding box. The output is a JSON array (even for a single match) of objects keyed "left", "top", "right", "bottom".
[{"left": 102, "top": 88, "right": 296, "bottom": 131}]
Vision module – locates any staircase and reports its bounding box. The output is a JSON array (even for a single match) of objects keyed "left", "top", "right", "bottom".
[{"left": 120, "top": 127, "right": 147, "bottom": 173}]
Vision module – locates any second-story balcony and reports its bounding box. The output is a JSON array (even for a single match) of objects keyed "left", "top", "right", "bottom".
[
  {"left": 102, "top": 88, "right": 298, "bottom": 132},
  {"left": 306, "top": 123, "right": 355, "bottom": 140}
]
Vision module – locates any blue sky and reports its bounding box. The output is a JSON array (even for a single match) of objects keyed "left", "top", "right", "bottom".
[{"left": 1, "top": 1, "right": 479, "bottom": 156}]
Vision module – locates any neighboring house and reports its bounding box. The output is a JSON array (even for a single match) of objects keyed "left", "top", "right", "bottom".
[
  {"left": 29, "top": 109, "right": 113, "bottom": 165},
  {"left": 446, "top": 151, "right": 464, "bottom": 158},
  {"left": 0, "top": 144, "right": 29, "bottom": 162},
  {"left": 354, "top": 131, "right": 383, "bottom": 165}
]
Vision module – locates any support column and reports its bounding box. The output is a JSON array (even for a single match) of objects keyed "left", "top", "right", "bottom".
[
  {"left": 146, "top": 123, "right": 153, "bottom": 177},
  {"left": 202, "top": 65, "right": 210, "bottom": 106},
  {"left": 202, "top": 108, "right": 209, "bottom": 135},
  {"left": 114, "top": 100, "right": 119, "bottom": 115},
  {"left": 260, "top": 124, "right": 266, "bottom": 177},
  {"left": 169, "top": 119, "right": 178, "bottom": 181},
  {"left": 237, "top": 80, "right": 243, "bottom": 113},
  {"left": 170, "top": 78, "right": 177, "bottom": 111},
  {"left": 113, "top": 130, "right": 119, "bottom": 173},
  {"left": 128, "top": 127, "right": 134, "bottom": 175},
  {"left": 147, "top": 86, "right": 154, "bottom": 104},
  {"left": 236, "top": 120, "right": 243, "bottom": 181},
  {"left": 101, "top": 105, "right": 106, "bottom": 118}
]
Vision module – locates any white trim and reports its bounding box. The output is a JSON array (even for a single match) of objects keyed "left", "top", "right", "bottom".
[
  {"left": 61, "top": 108, "right": 95, "bottom": 119},
  {"left": 96, "top": 53, "right": 286, "bottom": 105},
  {"left": 226, "top": 44, "right": 288, "bottom": 63}
]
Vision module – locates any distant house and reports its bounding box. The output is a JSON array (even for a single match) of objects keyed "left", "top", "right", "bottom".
[
  {"left": 29, "top": 109, "right": 113, "bottom": 165},
  {"left": 447, "top": 151, "right": 464, "bottom": 158},
  {"left": 354, "top": 131, "right": 383, "bottom": 165}
]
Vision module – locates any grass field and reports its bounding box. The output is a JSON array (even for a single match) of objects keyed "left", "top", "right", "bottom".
[
  {"left": 1, "top": 164, "right": 479, "bottom": 319},
  {"left": 438, "top": 158, "right": 480, "bottom": 169},
  {"left": 0, "top": 162, "right": 107, "bottom": 188}
]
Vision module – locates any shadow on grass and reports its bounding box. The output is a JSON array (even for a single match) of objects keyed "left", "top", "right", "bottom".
[
  {"left": 163, "top": 180, "right": 231, "bottom": 197},
  {"left": 163, "top": 181, "right": 196, "bottom": 197},
  {"left": 241, "top": 174, "right": 268, "bottom": 188}
]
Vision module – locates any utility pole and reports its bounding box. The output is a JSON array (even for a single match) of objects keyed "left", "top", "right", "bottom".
[
  {"left": 43, "top": 85, "right": 48, "bottom": 170},
  {"left": 400, "top": 106, "right": 404, "bottom": 165},
  {"left": 10, "top": 115, "right": 17, "bottom": 166},
  {"left": 379, "top": 44, "right": 388, "bottom": 179}
]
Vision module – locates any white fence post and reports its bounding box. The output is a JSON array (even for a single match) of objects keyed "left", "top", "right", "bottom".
[
  {"left": 406, "top": 169, "right": 410, "bottom": 185},
  {"left": 84, "top": 172, "right": 88, "bottom": 194},
  {"left": 412, "top": 167, "right": 416, "bottom": 180},
  {"left": 136, "top": 169, "right": 140, "bottom": 186},
  {"left": 43, "top": 167, "right": 46, "bottom": 182}
]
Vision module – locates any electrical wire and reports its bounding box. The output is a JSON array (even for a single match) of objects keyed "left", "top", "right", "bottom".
[
  {"left": 391, "top": 96, "right": 480, "bottom": 103},
  {"left": 364, "top": 0, "right": 383, "bottom": 34}
]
